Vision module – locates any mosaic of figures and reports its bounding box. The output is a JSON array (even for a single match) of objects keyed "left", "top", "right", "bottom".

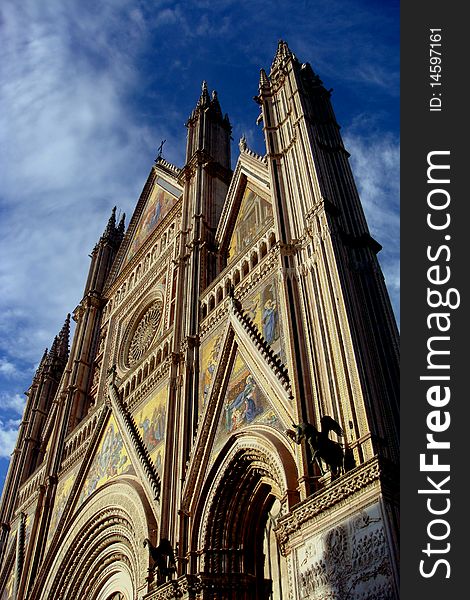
[
  {"left": 130, "top": 180, "right": 177, "bottom": 257},
  {"left": 199, "top": 278, "right": 284, "bottom": 419},
  {"left": 199, "top": 325, "right": 225, "bottom": 414},
  {"left": 228, "top": 185, "right": 273, "bottom": 262},
  {"left": 46, "top": 466, "right": 78, "bottom": 549},
  {"left": 211, "top": 353, "right": 283, "bottom": 461},
  {"left": 79, "top": 416, "right": 133, "bottom": 507},
  {"left": 295, "top": 503, "right": 395, "bottom": 599},
  {"left": 134, "top": 386, "right": 168, "bottom": 476},
  {"left": 242, "top": 277, "right": 285, "bottom": 360}
]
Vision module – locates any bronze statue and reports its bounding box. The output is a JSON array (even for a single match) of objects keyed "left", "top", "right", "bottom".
[
  {"left": 287, "top": 416, "right": 345, "bottom": 478},
  {"left": 143, "top": 537, "right": 177, "bottom": 582}
]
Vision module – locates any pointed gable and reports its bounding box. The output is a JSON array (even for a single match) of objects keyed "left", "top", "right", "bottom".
[
  {"left": 125, "top": 173, "right": 182, "bottom": 262},
  {"left": 227, "top": 185, "right": 272, "bottom": 262},
  {"left": 108, "top": 160, "right": 183, "bottom": 281},
  {"left": 216, "top": 143, "right": 271, "bottom": 263}
]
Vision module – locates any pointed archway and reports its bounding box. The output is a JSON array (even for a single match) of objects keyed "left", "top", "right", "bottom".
[{"left": 39, "top": 479, "right": 156, "bottom": 600}]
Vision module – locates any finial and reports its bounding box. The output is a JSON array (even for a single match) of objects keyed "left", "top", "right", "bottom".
[
  {"left": 103, "top": 206, "right": 117, "bottom": 238},
  {"left": 210, "top": 89, "right": 222, "bottom": 117},
  {"left": 239, "top": 135, "right": 247, "bottom": 152},
  {"left": 259, "top": 69, "right": 269, "bottom": 88},
  {"left": 33, "top": 348, "right": 49, "bottom": 382},
  {"left": 199, "top": 80, "right": 210, "bottom": 108},
  {"left": 57, "top": 314, "right": 70, "bottom": 360}
]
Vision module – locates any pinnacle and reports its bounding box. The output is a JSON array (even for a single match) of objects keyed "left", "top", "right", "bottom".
[
  {"left": 33, "top": 348, "right": 49, "bottom": 382},
  {"left": 117, "top": 213, "right": 126, "bottom": 237},
  {"left": 259, "top": 68, "right": 269, "bottom": 88},
  {"left": 199, "top": 80, "right": 211, "bottom": 108},
  {"left": 99, "top": 205, "right": 126, "bottom": 248},
  {"left": 187, "top": 81, "right": 230, "bottom": 131},
  {"left": 103, "top": 206, "right": 117, "bottom": 239},
  {"left": 46, "top": 314, "right": 70, "bottom": 366},
  {"left": 47, "top": 336, "right": 60, "bottom": 361},
  {"left": 210, "top": 89, "right": 222, "bottom": 117},
  {"left": 58, "top": 314, "right": 71, "bottom": 360},
  {"left": 270, "top": 39, "right": 295, "bottom": 74}
]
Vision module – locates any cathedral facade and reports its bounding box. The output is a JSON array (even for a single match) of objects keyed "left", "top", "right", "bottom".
[{"left": 0, "top": 42, "right": 399, "bottom": 600}]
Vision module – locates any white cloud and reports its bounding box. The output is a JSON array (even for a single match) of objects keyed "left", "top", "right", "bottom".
[
  {"left": 0, "top": 392, "right": 25, "bottom": 458},
  {"left": 0, "top": 392, "right": 26, "bottom": 415},
  {"left": 0, "top": 0, "right": 176, "bottom": 366},
  {"left": 0, "top": 422, "right": 22, "bottom": 458},
  {"left": 344, "top": 131, "right": 400, "bottom": 322},
  {"left": 0, "top": 359, "right": 19, "bottom": 379}
]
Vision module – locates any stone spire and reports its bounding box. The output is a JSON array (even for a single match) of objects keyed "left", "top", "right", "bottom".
[
  {"left": 259, "top": 68, "right": 270, "bottom": 89},
  {"left": 31, "top": 348, "right": 49, "bottom": 386},
  {"left": 187, "top": 81, "right": 231, "bottom": 131},
  {"left": 46, "top": 314, "right": 70, "bottom": 371},
  {"left": 270, "top": 39, "right": 296, "bottom": 74},
  {"left": 197, "top": 80, "right": 211, "bottom": 110},
  {"left": 57, "top": 313, "right": 71, "bottom": 361},
  {"left": 102, "top": 206, "right": 117, "bottom": 240},
  {"left": 96, "top": 206, "right": 126, "bottom": 251},
  {"left": 117, "top": 212, "right": 126, "bottom": 241}
]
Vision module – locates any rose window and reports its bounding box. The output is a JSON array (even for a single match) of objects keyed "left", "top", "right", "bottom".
[{"left": 127, "top": 300, "right": 163, "bottom": 366}]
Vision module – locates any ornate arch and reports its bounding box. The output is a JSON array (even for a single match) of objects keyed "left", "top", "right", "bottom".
[
  {"left": 41, "top": 479, "right": 156, "bottom": 600},
  {"left": 192, "top": 431, "right": 299, "bottom": 595}
]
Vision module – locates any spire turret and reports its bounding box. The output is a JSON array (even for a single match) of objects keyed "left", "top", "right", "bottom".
[
  {"left": 117, "top": 212, "right": 126, "bottom": 239},
  {"left": 270, "top": 39, "right": 296, "bottom": 74},
  {"left": 32, "top": 348, "right": 49, "bottom": 385},
  {"left": 259, "top": 68, "right": 269, "bottom": 89},
  {"left": 44, "top": 314, "right": 70, "bottom": 374},
  {"left": 199, "top": 80, "right": 210, "bottom": 108},
  {"left": 99, "top": 206, "right": 125, "bottom": 249},
  {"left": 102, "top": 206, "right": 117, "bottom": 240},
  {"left": 57, "top": 313, "right": 70, "bottom": 361},
  {"left": 187, "top": 81, "right": 231, "bottom": 133}
]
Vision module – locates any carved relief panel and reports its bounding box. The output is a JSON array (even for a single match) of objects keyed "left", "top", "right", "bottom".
[{"left": 292, "top": 503, "right": 396, "bottom": 599}]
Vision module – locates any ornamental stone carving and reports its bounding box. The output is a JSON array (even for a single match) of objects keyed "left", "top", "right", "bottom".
[{"left": 123, "top": 299, "right": 164, "bottom": 368}]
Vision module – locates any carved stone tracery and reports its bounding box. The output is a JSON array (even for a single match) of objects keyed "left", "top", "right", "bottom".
[{"left": 127, "top": 300, "right": 164, "bottom": 367}]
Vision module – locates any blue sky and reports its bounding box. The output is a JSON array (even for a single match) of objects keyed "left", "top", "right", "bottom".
[{"left": 0, "top": 0, "right": 399, "bottom": 493}]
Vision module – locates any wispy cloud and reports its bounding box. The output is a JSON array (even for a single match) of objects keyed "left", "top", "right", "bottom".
[
  {"left": 344, "top": 129, "right": 400, "bottom": 321},
  {"left": 0, "top": 0, "right": 399, "bottom": 487},
  {"left": 0, "top": 0, "right": 177, "bottom": 369},
  {"left": 0, "top": 420, "right": 23, "bottom": 458},
  {"left": 0, "top": 393, "right": 26, "bottom": 457},
  {"left": 0, "top": 392, "right": 26, "bottom": 415},
  {"left": 0, "top": 359, "right": 22, "bottom": 379}
]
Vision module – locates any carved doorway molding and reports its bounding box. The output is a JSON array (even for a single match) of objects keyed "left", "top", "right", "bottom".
[
  {"left": 96, "top": 570, "right": 133, "bottom": 600},
  {"left": 195, "top": 435, "right": 298, "bottom": 599},
  {"left": 39, "top": 480, "right": 155, "bottom": 600}
]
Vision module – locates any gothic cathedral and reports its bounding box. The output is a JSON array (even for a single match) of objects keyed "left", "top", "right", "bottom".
[{"left": 0, "top": 42, "right": 399, "bottom": 600}]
